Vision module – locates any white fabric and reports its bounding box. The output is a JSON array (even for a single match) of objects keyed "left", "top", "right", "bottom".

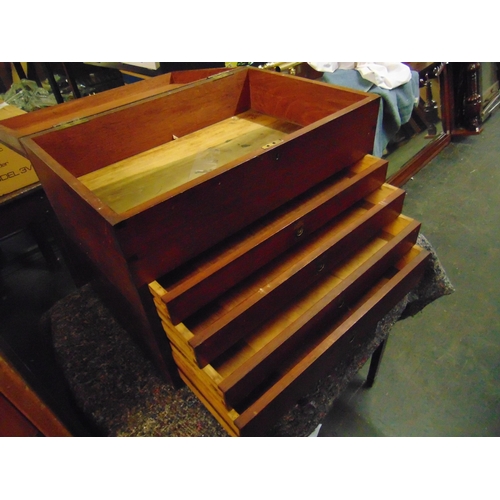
[
  {"left": 308, "top": 62, "right": 358, "bottom": 72},
  {"left": 308, "top": 62, "right": 412, "bottom": 90}
]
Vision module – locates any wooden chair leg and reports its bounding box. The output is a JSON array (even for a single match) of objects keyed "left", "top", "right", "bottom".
[
  {"left": 366, "top": 335, "right": 389, "bottom": 387},
  {"left": 39, "top": 63, "right": 64, "bottom": 104},
  {"left": 28, "top": 222, "right": 60, "bottom": 272},
  {"left": 0, "top": 246, "right": 7, "bottom": 301}
]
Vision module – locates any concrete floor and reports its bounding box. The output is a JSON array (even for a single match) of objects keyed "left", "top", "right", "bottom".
[
  {"left": 320, "top": 110, "right": 500, "bottom": 437},
  {"left": 1, "top": 111, "right": 499, "bottom": 437}
]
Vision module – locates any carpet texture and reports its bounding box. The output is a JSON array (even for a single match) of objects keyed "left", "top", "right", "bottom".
[{"left": 45, "top": 234, "right": 453, "bottom": 437}]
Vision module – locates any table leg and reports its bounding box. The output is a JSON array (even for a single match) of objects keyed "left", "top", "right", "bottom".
[{"left": 366, "top": 336, "right": 389, "bottom": 387}]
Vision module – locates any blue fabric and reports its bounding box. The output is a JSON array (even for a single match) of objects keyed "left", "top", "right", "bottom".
[{"left": 321, "top": 69, "right": 420, "bottom": 157}]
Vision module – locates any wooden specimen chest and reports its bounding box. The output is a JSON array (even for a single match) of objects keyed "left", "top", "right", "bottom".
[{"left": 1, "top": 67, "right": 429, "bottom": 434}]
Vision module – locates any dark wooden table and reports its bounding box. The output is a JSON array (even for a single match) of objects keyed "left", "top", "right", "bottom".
[{"left": 0, "top": 183, "right": 60, "bottom": 296}]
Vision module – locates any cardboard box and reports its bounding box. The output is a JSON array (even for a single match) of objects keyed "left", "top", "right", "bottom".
[{"left": 0, "top": 101, "right": 39, "bottom": 196}]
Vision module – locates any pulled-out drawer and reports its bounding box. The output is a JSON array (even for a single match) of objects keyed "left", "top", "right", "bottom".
[{"left": 149, "top": 192, "right": 429, "bottom": 435}]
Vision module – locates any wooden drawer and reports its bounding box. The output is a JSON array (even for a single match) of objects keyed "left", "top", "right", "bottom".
[
  {"left": 149, "top": 180, "right": 429, "bottom": 435},
  {"left": 20, "top": 67, "right": 380, "bottom": 287}
]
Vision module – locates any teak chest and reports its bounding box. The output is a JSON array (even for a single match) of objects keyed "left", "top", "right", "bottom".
[{"left": 1, "top": 67, "right": 429, "bottom": 435}]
